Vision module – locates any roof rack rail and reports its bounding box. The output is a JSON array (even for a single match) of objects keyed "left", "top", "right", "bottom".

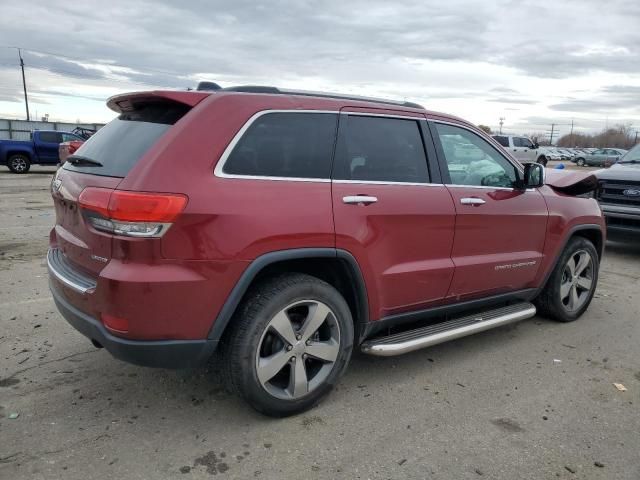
[{"left": 219, "top": 85, "right": 423, "bottom": 109}]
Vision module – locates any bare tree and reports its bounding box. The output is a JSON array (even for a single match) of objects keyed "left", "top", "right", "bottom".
[
  {"left": 557, "top": 124, "right": 635, "bottom": 149},
  {"left": 478, "top": 124, "right": 492, "bottom": 134}
]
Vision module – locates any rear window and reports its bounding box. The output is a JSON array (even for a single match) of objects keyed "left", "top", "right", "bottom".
[
  {"left": 63, "top": 101, "right": 190, "bottom": 178},
  {"left": 222, "top": 112, "right": 338, "bottom": 179}
]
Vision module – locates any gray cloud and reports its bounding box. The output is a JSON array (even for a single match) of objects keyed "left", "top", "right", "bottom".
[
  {"left": 550, "top": 85, "right": 640, "bottom": 113},
  {"left": 0, "top": 0, "right": 638, "bottom": 128}
]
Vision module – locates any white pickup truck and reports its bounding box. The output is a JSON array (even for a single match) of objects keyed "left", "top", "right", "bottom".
[{"left": 492, "top": 134, "right": 548, "bottom": 165}]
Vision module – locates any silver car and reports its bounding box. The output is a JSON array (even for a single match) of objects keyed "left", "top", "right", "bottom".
[{"left": 574, "top": 148, "right": 627, "bottom": 167}]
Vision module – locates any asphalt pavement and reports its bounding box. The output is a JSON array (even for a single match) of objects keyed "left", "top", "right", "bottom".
[{"left": 1, "top": 167, "right": 638, "bottom": 479}]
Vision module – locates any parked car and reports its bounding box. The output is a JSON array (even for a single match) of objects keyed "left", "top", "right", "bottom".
[
  {"left": 574, "top": 148, "right": 627, "bottom": 167},
  {"left": 58, "top": 140, "right": 84, "bottom": 164},
  {"left": 596, "top": 144, "right": 640, "bottom": 233},
  {"left": 48, "top": 86, "right": 605, "bottom": 416},
  {"left": 537, "top": 147, "right": 562, "bottom": 163},
  {"left": 491, "top": 134, "right": 546, "bottom": 164},
  {"left": 0, "top": 130, "right": 85, "bottom": 173}
]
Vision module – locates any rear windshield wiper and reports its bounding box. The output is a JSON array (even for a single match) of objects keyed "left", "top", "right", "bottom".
[{"left": 67, "top": 155, "right": 103, "bottom": 167}]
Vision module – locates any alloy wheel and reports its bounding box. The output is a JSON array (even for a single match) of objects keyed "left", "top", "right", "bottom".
[
  {"left": 560, "top": 250, "right": 594, "bottom": 312},
  {"left": 11, "top": 157, "right": 28, "bottom": 172},
  {"left": 255, "top": 300, "right": 341, "bottom": 400}
]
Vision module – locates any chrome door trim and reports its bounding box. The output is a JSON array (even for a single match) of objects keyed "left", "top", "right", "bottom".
[
  {"left": 332, "top": 179, "right": 441, "bottom": 187},
  {"left": 342, "top": 195, "right": 378, "bottom": 205},
  {"left": 460, "top": 197, "right": 486, "bottom": 205}
]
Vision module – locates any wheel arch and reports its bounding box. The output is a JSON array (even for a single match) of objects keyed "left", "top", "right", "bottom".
[
  {"left": 208, "top": 248, "right": 369, "bottom": 344},
  {"left": 538, "top": 224, "right": 604, "bottom": 292},
  {"left": 6, "top": 149, "right": 33, "bottom": 161}
]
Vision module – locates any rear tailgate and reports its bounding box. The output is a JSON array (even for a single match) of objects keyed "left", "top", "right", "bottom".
[
  {"left": 50, "top": 92, "right": 205, "bottom": 276},
  {"left": 51, "top": 169, "right": 121, "bottom": 275}
]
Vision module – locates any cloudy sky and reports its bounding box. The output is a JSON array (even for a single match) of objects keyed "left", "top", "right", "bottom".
[{"left": 0, "top": 0, "right": 639, "bottom": 138}]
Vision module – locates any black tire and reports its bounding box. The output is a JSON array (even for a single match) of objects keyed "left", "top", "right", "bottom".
[
  {"left": 535, "top": 237, "right": 599, "bottom": 322},
  {"left": 537, "top": 156, "right": 548, "bottom": 166},
  {"left": 7, "top": 154, "right": 31, "bottom": 173},
  {"left": 576, "top": 158, "right": 585, "bottom": 167},
  {"left": 221, "top": 273, "right": 354, "bottom": 417}
]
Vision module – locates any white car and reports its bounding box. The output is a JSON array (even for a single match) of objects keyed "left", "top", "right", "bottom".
[{"left": 492, "top": 135, "right": 547, "bottom": 165}]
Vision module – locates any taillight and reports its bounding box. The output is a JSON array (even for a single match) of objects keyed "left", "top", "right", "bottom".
[{"left": 78, "top": 187, "right": 187, "bottom": 238}]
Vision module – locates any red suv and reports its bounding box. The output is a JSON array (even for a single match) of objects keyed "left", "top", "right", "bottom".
[{"left": 48, "top": 85, "right": 605, "bottom": 416}]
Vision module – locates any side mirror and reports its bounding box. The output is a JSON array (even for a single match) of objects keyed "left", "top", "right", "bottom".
[
  {"left": 522, "top": 163, "right": 545, "bottom": 188},
  {"left": 533, "top": 142, "right": 539, "bottom": 149}
]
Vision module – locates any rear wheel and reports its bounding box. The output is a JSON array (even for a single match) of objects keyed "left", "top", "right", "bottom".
[
  {"left": 535, "top": 237, "right": 599, "bottom": 322},
  {"left": 221, "top": 273, "right": 354, "bottom": 417},
  {"left": 537, "top": 156, "right": 548, "bottom": 166},
  {"left": 576, "top": 158, "right": 586, "bottom": 167},
  {"left": 7, "top": 154, "right": 30, "bottom": 173}
]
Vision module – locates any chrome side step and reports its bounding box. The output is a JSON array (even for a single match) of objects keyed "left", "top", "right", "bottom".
[{"left": 361, "top": 302, "right": 536, "bottom": 357}]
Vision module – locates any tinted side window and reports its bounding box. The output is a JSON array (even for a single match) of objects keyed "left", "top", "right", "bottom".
[
  {"left": 223, "top": 113, "right": 337, "bottom": 179},
  {"left": 435, "top": 123, "right": 518, "bottom": 188},
  {"left": 493, "top": 136, "right": 509, "bottom": 147},
  {"left": 514, "top": 137, "right": 532, "bottom": 148},
  {"left": 333, "top": 115, "right": 429, "bottom": 183},
  {"left": 39, "top": 132, "right": 61, "bottom": 143}
]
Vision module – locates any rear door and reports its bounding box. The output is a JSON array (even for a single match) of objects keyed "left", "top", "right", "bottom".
[
  {"left": 36, "top": 131, "right": 63, "bottom": 163},
  {"left": 430, "top": 121, "right": 548, "bottom": 300},
  {"left": 331, "top": 110, "right": 456, "bottom": 319}
]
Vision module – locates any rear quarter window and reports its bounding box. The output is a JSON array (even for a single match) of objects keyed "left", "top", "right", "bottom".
[
  {"left": 221, "top": 112, "right": 338, "bottom": 179},
  {"left": 63, "top": 101, "right": 190, "bottom": 178}
]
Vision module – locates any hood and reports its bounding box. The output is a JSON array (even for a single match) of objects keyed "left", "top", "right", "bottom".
[
  {"left": 544, "top": 169, "right": 599, "bottom": 195},
  {"left": 595, "top": 162, "right": 640, "bottom": 182}
]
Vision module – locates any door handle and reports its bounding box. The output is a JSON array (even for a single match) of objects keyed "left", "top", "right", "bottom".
[
  {"left": 343, "top": 195, "right": 378, "bottom": 205},
  {"left": 460, "top": 197, "right": 486, "bottom": 206}
]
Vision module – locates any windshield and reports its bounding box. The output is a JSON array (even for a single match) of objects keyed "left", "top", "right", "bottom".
[{"left": 618, "top": 144, "right": 640, "bottom": 163}]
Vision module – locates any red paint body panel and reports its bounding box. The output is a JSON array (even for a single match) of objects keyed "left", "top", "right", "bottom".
[
  {"left": 445, "top": 186, "right": 548, "bottom": 300},
  {"left": 48, "top": 89, "right": 605, "bottom": 350},
  {"left": 332, "top": 182, "right": 456, "bottom": 318}
]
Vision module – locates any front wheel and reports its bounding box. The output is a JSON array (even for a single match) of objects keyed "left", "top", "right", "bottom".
[
  {"left": 537, "top": 156, "right": 548, "bottom": 167},
  {"left": 221, "top": 273, "right": 354, "bottom": 417},
  {"left": 535, "top": 237, "right": 599, "bottom": 322},
  {"left": 7, "top": 154, "right": 31, "bottom": 173}
]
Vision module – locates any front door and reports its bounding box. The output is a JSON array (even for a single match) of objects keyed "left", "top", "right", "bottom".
[
  {"left": 512, "top": 136, "right": 537, "bottom": 163},
  {"left": 331, "top": 111, "right": 456, "bottom": 319},
  {"left": 430, "top": 121, "right": 548, "bottom": 300}
]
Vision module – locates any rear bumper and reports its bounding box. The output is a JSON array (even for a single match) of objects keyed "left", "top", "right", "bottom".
[{"left": 50, "top": 280, "right": 217, "bottom": 369}]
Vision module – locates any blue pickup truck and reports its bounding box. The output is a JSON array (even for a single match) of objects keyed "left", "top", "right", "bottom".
[{"left": 0, "top": 130, "right": 85, "bottom": 173}]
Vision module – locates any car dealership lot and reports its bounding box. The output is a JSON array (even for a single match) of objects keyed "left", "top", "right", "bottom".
[{"left": 1, "top": 167, "right": 639, "bottom": 480}]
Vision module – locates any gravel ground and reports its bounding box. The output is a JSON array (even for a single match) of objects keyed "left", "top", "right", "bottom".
[{"left": 1, "top": 166, "right": 639, "bottom": 480}]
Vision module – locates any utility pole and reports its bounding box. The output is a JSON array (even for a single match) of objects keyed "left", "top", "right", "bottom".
[
  {"left": 18, "top": 49, "right": 30, "bottom": 121},
  {"left": 635, "top": 131, "right": 639, "bottom": 145},
  {"left": 499, "top": 117, "right": 505, "bottom": 134},
  {"left": 569, "top": 119, "right": 574, "bottom": 147},
  {"left": 549, "top": 123, "right": 555, "bottom": 145}
]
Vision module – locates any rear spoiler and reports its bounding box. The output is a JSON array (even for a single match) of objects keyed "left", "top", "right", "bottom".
[
  {"left": 544, "top": 169, "right": 599, "bottom": 196},
  {"left": 106, "top": 91, "right": 210, "bottom": 114}
]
